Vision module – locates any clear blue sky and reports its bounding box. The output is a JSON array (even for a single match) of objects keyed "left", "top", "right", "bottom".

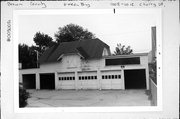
[{"left": 18, "top": 12, "right": 157, "bottom": 53}]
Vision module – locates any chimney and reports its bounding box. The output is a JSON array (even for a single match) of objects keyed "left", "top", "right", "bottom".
[{"left": 151, "top": 26, "right": 156, "bottom": 62}]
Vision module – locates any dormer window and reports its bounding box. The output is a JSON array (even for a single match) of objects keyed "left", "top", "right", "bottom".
[{"left": 102, "top": 48, "right": 110, "bottom": 56}]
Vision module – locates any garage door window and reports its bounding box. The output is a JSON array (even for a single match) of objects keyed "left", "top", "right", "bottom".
[
  {"left": 102, "top": 75, "right": 121, "bottom": 79},
  {"left": 59, "top": 76, "right": 75, "bottom": 81},
  {"left": 79, "top": 75, "right": 97, "bottom": 80}
]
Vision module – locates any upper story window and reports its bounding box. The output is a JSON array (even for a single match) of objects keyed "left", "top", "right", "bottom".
[
  {"left": 102, "top": 48, "right": 110, "bottom": 56},
  {"left": 105, "top": 57, "right": 140, "bottom": 66}
]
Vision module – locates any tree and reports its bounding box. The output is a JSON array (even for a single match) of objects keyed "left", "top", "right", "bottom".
[
  {"left": 55, "top": 23, "right": 96, "bottom": 43},
  {"left": 19, "top": 44, "right": 37, "bottom": 69},
  {"left": 19, "top": 83, "right": 30, "bottom": 107},
  {"left": 33, "top": 32, "right": 55, "bottom": 54},
  {"left": 114, "top": 43, "right": 133, "bottom": 55},
  {"left": 19, "top": 32, "right": 55, "bottom": 69}
]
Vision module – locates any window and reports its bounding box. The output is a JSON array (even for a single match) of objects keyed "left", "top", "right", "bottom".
[
  {"left": 101, "top": 75, "right": 121, "bottom": 79},
  {"left": 59, "top": 77, "right": 76, "bottom": 81},
  {"left": 105, "top": 57, "right": 140, "bottom": 66},
  {"left": 78, "top": 75, "right": 97, "bottom": 80},
  {"left": 85, "top": 76, "right": 87, "bottom": 80}
]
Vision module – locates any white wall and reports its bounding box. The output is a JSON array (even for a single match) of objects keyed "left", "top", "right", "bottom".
[
  {"left": 40, "top": 54, "right": 102, "bottom": 72},
  {"left": 19, "top": 54, "right": 149, "bottom": 89},
  {"left": 39, "top": 54, "right": 148, "bottom": 72}
]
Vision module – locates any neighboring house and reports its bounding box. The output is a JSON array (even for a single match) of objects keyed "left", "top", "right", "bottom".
[{"left": 19, "top": 38, "right": 149, "bottom": 90}]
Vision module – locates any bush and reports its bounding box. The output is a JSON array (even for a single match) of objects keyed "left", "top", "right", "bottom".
[
  {"left": 149, "top": 60, "right": 157, "bottom": 84},
  {"left": 19, "top": 83, "right": 30, "bottom": 107}
]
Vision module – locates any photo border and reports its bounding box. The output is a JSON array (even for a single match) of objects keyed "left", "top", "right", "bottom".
[{"left": 13, "top": 8, "right": 162, "bottom": 113}]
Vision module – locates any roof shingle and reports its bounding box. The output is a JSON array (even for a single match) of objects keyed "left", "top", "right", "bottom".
[{"left": 39, "top": 39, "right": 110, "bottom": 64}]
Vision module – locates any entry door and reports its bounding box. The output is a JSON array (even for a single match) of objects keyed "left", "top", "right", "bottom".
[
  {"left": 124, "top": 69, "right": 146, "bottom": 89},
  {"left": 40, "top": 73, "right": 55, "bottom": 89}
]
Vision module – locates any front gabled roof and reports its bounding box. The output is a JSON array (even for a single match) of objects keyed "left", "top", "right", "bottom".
[{"left": 39, "top": 39, "right": 110, "bottom": 64}]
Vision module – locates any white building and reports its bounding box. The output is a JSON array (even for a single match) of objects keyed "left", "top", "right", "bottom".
[{"left": 19, "top": 38, "right": 149, "bottom": 90}]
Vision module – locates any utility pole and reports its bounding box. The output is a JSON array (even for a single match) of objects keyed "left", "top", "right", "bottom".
[{"left": 35, "top": 50, "right": 39, "bottom": 68}]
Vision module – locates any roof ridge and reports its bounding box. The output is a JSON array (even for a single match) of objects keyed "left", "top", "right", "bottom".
[{"left": 39, "top": 38, "right": 110, "bottom": 63}]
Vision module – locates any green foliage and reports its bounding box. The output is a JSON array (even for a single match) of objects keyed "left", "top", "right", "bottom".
[
  {"left": 33, "top": 32, "right": 55, "bottom": 54},
  {"left": 19, "top": 44, "right": 37, "bottom": 69},
  {"left": 19, "top": 83, "right": 30, "bottom": 107},
  {"left": 19, "top": 24, "right": 96, "bottom": 68},
  {"left": 114, "top": 43, "right": 133, "bottom": 55},
  {"left": 55, "top": 23, "right": 96, "bottom": 43},
  {"left": 19, "top": 32, "right": 55, "bottom": 69},
  {"left": 149, "top": 60, "right": 157, "bottom": 84}
]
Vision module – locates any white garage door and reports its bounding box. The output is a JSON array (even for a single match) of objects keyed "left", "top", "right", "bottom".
[
  {"left": 101, "top": 70, "right": 122, "bottom": 89},
  {"left": 58, "top": 72, "right": 75, "bottom": 89},
  {"left": 78, "top": 71, "right": 98, "bottom": 89}
]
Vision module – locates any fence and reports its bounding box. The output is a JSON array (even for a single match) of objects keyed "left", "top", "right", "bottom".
[{"left": 149, "top": 77, "right": 157, "bottom": 106}]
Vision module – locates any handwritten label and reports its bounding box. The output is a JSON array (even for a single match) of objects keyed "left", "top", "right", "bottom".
[
  {"left": 7, "top": 2, "right": 23, "bottom": 7},
  {"left": 30, "top": 2, "right": 47, "bottom": 8},
  {"left": 7, "top": 20, "right": 11, "bottom": 42},
  {"left": 110, "top": 2, "right": 165, "bottom": 7},
  {"left": 6, "top": 0, "right": 176, "bottom": 9},
  {"left": 7, "top": 1, "right": 47, "bottom": 8},
  {"left": 63, "top": 2, "right": 91, "bottom": 8}
]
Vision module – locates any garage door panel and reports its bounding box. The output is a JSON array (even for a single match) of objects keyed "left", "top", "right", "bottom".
[
  {"left": 80, "top": 84, "right": 98, "bottom": 89},
  {"left": 61, "top": 81, "right": 75, "bottom": 85},
  {"left": 81, "top": 80, "right": 97, "bottom": 84},
  {"left": 101, "top": 85, "right": 111, "bottom": 89},
  {"left": 58, "top": 72, "right": 75, "bottom": 89},
  {"left": 60, "top": 85, "right": 75, "bottom": 89},
  {"left": 78, "top": 71, "right": 98, "bottom": 89},
  {"left": 81, "top": 85, "right": 98, "bottom": 89},
  {"left": 101, "top": 70, "right": 122, "bottom": 89},
  {"left": 112, "top": 80, "right": 121, "bottom": 84},
  {"left": 111, "top": 85, "right": 121, "bottom": 89},
  {"left": 101, "top": 81, "right": 111, "bottom": 85}
]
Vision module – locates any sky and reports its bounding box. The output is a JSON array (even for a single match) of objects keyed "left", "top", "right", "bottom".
[{"left": 18, "top": 13, "right": 157, "bottom": 53}]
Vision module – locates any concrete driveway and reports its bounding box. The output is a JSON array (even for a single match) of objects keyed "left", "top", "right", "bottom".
[{"left": 26, "top": 89, "right": 151, "bottom": 107}]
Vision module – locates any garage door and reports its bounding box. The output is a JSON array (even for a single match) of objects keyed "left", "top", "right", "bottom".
[
  {"left": 101, "top": 70, "right": 122, "bottom": 89},
  {"left": 124, "top": 69, "right": 146, "bottom": 89},
  {"left": 22, "top": 74, "right": 36, "bottom": 89},
  {"left": 40, "top": 73, "right": 55, "bottom": 89},
  {"left": 78, "top": 71, "right": 98, "bottom": 89},
  {"left": 58, "top": 72, "right": 75, "bottom": 89}
]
